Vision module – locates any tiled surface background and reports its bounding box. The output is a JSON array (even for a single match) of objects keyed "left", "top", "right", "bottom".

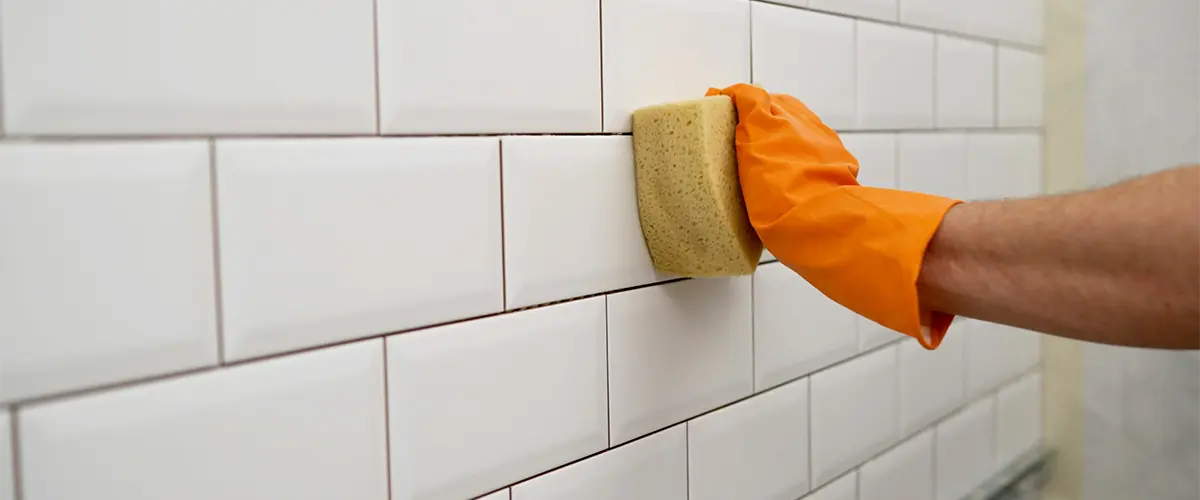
[{"left": 0, "top": 0, "right": 1044, "bottom": 499}]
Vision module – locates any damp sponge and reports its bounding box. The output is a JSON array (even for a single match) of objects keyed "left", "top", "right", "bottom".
[{"left": 631, "top": 95, "right": 763, "bottom": 276}]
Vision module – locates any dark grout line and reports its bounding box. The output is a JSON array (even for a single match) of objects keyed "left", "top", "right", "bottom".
[
  {"left": 684, "top": 422, "right": 691, "bottom": 498},
  {"left": 9, "top": 412, "right": 23, "bottom": 500},
  {"left": 597, "top": 0, "right": 606, "bottom": 132},
  {"left": 208, "top": 140, "right": 227, "bottom": 364},
  {"left": 381, "top": 342, "right": 395, "bottom": 500},
  {"left": 0, "top": 132, "right": 634, "bottom": 142},
  {"left": 806, "top": 375, "right": 813, "bottom": 494},
  {"left": 604, "top": 296, "right": 612, "bottom": 448},
  {"left": 0, "top": 128, "right": 1043, "bottom": 144},
  {"left": 1, "top": 277, "right": 691, "bottom": 407},
  {"left": 371, "top": 0, "right": 383, "bottom": 135},
  {"left": 498, "top": 141, "right": 508, "bottom": 310}
]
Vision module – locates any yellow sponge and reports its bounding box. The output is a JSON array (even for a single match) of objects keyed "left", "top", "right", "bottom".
[{"left": 631, "top": 95, "right": 762, "bottom": 277}]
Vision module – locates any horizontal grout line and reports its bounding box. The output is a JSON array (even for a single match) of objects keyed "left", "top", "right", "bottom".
[
  {"left": 0, "top": 128, "right": 1042, "bottom": 144},
  {"left": 0, "top": 132, "right": 634, "bottom": 142},
  {"left": 1, "top": 277, "right": 693, "bottom": 408},
  {"left": 751, "top": 0, "right": 1045, "bottom": 54}
]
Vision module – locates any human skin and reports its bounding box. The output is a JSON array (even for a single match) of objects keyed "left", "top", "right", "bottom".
[{"left": 917, "top": 164, "right": 1200, "bottom": 349}]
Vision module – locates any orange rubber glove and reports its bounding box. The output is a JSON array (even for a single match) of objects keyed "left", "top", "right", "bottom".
[{"left": 706, "top": 83, "right": 961, "bottom": 349}]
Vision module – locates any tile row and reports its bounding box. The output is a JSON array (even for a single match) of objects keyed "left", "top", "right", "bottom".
[
  {"left": 0, "top": 132, "right": 1044, "bottom": 402},
  {"left": 754, "top": 4, "right": 1044, "bottom": 130},
  {"left": 771, "top": 0, "right": 1043, "bottom": 47},
  {"left": 0, "top": 0, "right": 1041, "bottom": 136},
  {"left": 1, "top": 289, "right": 1041, "bottom": 500}
]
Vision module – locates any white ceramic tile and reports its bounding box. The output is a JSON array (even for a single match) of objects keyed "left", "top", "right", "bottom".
[
  {"left": 967, "top": 133, "right": 1043, "bottom": 200},
  {"left": 997, "top": 48, "right": 1045, "bottom": 127},
  {"left": 899, "top": 335, "right": 965, "bottom": 434},
  {"left": 1012, "top": 0, "right": 1045, "bottom": 46},
  {"left": 19, "top": 340, "right": 388, "bottom": 500},
  {"left": 897, "top": 132, "right": 968, "bottom": 199},
  {"left": 688, "top": 378, "right": 810, "bottom": 500},
  {"left": 602, "top": 0, "right": 750, "bottom": 132},
  {"left": 0, "top": 0, "right": 374, "bottom": 135},
  {"left": 607, "top": 277, "right": 754, "bottom": 445},
  {"left": 754, "top": 262, "right": 858, "bottom": 390},
  {"left": 217, "top": 138, "right": 503, "bottom": 361},
  {"left": 859, "top": 430, "right": 934, "bottom": 500},
  {"left": 512, "top": 425, "right": 688, "bottom": 500},
  {"left": 841, "top": 133, "right": 897, "bottom": 189},
  {"left": 809, "top": 0, "right": 897, "bottom": 21},
  {"left": 810, "top": 345, "right": 900, "bottom": 486},
  {"left": 387, "top": 298, "right": 608, "bottom": 500},
  {"left": 477, "top": 490, "right": 510, "bottom": 500},
  {"left": 803, "top": 471, "right": 857, "bottom": 500},
  {"left": 964, "top": 320, "right": 1041, "bottom": 398},
  {"left": 857, "top": 22, "right": 935, "bottom": 129},
  {"left": 935, "top": 396, "right": 997, "bottom": 500},
  {"left": 968, "top": 0, "right": 1044, "bottom": 45},
  {"left": 377, "top": 0, "right": 600, "bottom": 134},
  {"left": 752, "top": 4, "right": 856, "bottom": 129},
  {"left": 936, "top": 36, "right": 996, "bottom": 128},
  {"left": 502, "top": 136, "right": 665, "bottom": 308},
  {"left": 760, "top": 249, "right": 777, "bottom": 263},
  {"left": 0, "top": 410, "right": 11, "bottom": 500},
  {"left": 997, "top": 371, "right": 1043, "bottom": 466},
  {"left": 0, "top": 142, "right": 217, "bottom": 403},
  {"left": 898, "top": 0, "right": 961, "bottom": 33}
]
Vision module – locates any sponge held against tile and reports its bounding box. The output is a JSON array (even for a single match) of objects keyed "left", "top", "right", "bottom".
[
  {"left": 630, "top": 95, "right": 763, "bottom": 277},
  {"left": 633, "top": 83, "right": 966, "bottom": 351}
]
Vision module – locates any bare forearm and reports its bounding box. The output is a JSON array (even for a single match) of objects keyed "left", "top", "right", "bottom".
[{"left": 918, "top": 165, "right": 1200, "bottom": 348}]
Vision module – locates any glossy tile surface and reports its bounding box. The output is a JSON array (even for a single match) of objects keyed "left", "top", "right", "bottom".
[
  {"left": 0, "top": 142, "right": 218, "bottom": 402},
  {"left": 502, "top": 136, "right": 663, "bottom": 308},
  {"left": 0, "top": 0, "right": 375, "bottom": 134},
  {"left": 19, "top": 340, "right": 388, "bottom": 500},
  {"left": 377, "top": 0, "right": 601, "bottom": 133},
  {"left": 217, "top": 138, "right": 503, "bottom": 361},
  {"left": 607, "top": 277, "right": 753, "bottom": 444},
  {"left": 386, "top": 298, "right": 608, "bottom": 500}
]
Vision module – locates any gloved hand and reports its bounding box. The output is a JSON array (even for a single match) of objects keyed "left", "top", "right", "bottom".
[{"left": 706, "top": 83, "right": 962, "bottom": 349}]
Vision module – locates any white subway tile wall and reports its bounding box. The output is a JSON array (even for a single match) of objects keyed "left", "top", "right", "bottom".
[
  {"left": 805, "top": 471, "right": 859, "bottom": 500},
  {"left": 216, "top": 138, "right": 504, "bottom": 361},
  {"left": 500, "top": 136, "right": 663, "bottom": 308},
  {"left": 376, "top": 0, "right": 601, "bottom": 134},
  {"left": 511, "top": 425, "right": 688, "bottom": 500},
  {"left": 0, "top": 142, "right": 218, "bottom": 403},
  {"left": 810, "top": 345, "right": 901, "bottom": 487},
  {"left": 936, "top": 35, "right": 997, "bottom": 128},
  {"left": 606, "top": 277, "right": 754, "bottom": 445},
  {"left": 897, "top": 132, "right": 969, "bottom": 199},
  {"left": 858, "top": 430, "right": 935, "bottom": 500},
  {"left": 19, "top": 340, "right": 389, "bottom": 500},
  {"left": 997, "top": 47, "right": 1046, "bottom": 128},
  {"left": 997, "top": 371, "right": 1044, "bottom": 466},
  {"left": 385, "top": 298, "right": 608, "bottom": 500},
  {"left": 687, "top": 378, "right": 810, "bottom": 500},
  {"left": 752, "top": 4, "right": 857, "bottom": 129},
  {"left": 935, "top": 396, "right": 998, "bottom": 500},
  {"left": 1, "top": 0, "right": 377, "bottom": 135},
  {"left": 601, "top": 0, "right": 750, "bottom": 132},
  {"left": 0, "top": 0, "right": 1043, "bottom": 497},
  {"left": 899, "top": 335, "right": 966, "bottom": 434},
  {"left": 754, "top": 262, "right": 858, "bottom": 390},
  {"left": 856, "top": 22, "right": 935, "bottom": 129}
]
